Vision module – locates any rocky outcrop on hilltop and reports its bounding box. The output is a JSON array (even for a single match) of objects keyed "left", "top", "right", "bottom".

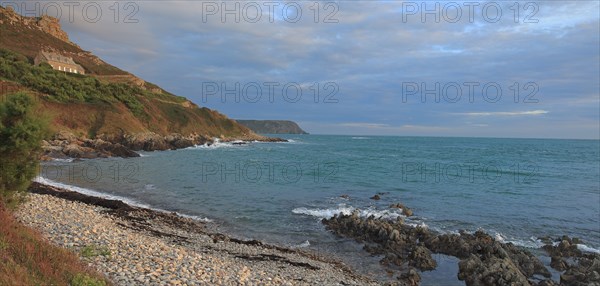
[
  {"left": 320, "top": 203, "right": 598, "bottom": 286},
  {"left": 35, "top": 15, "right": 70, "bottom": 43},
  {"left": 0, "top": 6, "right": 72, "bottom": 44}
]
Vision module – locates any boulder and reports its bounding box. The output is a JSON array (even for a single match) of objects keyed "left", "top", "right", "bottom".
[
  {"left": 458, "top": 254, "right": 530, "bottom": 286},
  {"left": 409, "top": 246, "right": 437, "bottom": 270},
  {"left": 53, "top": 131, "right": 77, "bottom": 142}
]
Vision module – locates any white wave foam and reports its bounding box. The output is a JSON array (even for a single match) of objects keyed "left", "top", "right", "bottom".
[
  {"left": 293, "top": 240, "right": 311, "bottom": 248},
  {"left": 52, "top": 158, "right": 74, "bottom": 163},
  {"left": 190, "top": 138, "right": 245, "bottom": 150},
  {"left": 351, "top": 137, "right": 370, "bottom": 140},
  {"left": 178, "top": 213, "right": 213, "bottom": 223},
  {"left": 35, "top": 176, "right": 152, "bottom": 208},
  {"left": 491, "top": 232, "right": 546, "bottom": 249},
  {"left": 292, "top": 205, "right": 404, "bottom": 220},
  {"left": 577, "top": 244, "right": 600, "bottom": 254},
  {"left": 34, "top": 176, "right": 213, "bottom": 223},
  {"left": 144, "top": 184, "right": 156, "bottom": 190}
]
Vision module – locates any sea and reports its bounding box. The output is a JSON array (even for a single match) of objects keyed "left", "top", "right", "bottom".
[{"left": 36, "top": 135, "right": 600, "bottom": 284}]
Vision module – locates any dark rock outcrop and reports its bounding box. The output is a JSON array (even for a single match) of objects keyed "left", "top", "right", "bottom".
[
  {"left": 322, "top": 207, "right": 556, "bottom": 285},
  {"left": 41, "top": 131, "right": 286, "bottom": 160},
  {"left": 41, "top": 132, "right": 141, "bottom": 159},
  {"left": 390, "top": 203, "right": 413, "bottom": 217},
  {"left": 542, "top": 236, "right": 600, "bottom": 286},
  {"left": 458, "top": 254, "right": 530, "bottom": 285}
]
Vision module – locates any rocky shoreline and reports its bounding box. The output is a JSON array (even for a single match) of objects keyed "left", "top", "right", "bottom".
[
  {"left": 41, "top": 131, "right": 286, "bottom": 160},
  {"left": 322, "top": 207, "right": 600, "bottom": 286},
  {"left": 16, "top": 182, "right": 600, "bottom": 286},
  {"left": 18, "top": 182, "right": 375, "bottom": 286}
]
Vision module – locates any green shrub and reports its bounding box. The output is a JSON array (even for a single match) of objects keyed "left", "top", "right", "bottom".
[
  {"left": 0, "top": 237, "right": 8, "bottom": 250},
  {"left": 0, "top": 49, "right": 148, "bottom": 117},
  {"left": 71, "top": 273, "right": 107, "bottom": 286},
  {"left": 0, "top": 92, "right": 48, "bottom": 207},
  {"left": 80, "top": 244, "right": 111, "bottom": 258}
]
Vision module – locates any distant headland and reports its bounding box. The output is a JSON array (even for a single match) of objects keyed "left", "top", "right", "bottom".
[{"left": 235, "top": 120, "right": 308, "bottom": 134}]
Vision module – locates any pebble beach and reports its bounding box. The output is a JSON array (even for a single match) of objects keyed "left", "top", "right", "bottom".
[{"left": 15, "top": 188, "right": 377, "bottom": 286}]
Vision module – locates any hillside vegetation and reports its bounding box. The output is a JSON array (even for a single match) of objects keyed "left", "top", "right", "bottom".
[{"left": 0, "top": 5, "right": 260, "bottom": 141}]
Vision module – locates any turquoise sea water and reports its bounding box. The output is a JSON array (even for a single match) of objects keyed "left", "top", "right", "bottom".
[{"left": 38, "top": 135, "right": 600, "bottom": 282}]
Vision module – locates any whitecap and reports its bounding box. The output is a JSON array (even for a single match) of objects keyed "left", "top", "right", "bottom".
[
  {"left": 52, "top": 158, "right": 74, "bottom": 163},
  {"left": 293, "top": 240, "right": 311, "bottom": 248},
  {"left": 189, "top": 138, "right": 246, "bottom": 150},
  {"left": 291, "top": 204, "right": 404, "bottom": 220},
  {"left": 577, "top": 244, "right": 600, "bottom": 254}
]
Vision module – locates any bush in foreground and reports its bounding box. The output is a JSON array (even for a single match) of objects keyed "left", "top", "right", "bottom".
[
  {"left": 0, "top": 92, "right": 48, "bottom": 207},
  {"left": 0, "top": 203, "right": 111, "bottom": 285}
]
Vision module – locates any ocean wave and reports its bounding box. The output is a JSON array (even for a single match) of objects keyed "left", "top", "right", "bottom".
[
  {"left": 493, "top": 233, "right": 546, "bottom": 249},
  {"left": 291, "top": 204, "right": 405, "bottom": 220},
  {"left": 51, "top": 158, "right": 74, "bottom": 163},
  {"left": 189, "top": 139, "right": 245, "bottom": 150},
  {"left": 33, "top": 176, "right": 213, "bottom": 223},
  {"left": 577, "top": 244, "right": 600, "bottom": 254},
  {"left": 293, "top": 240, "right": 311, "bottom": 248},
  {"left": 351, "top": 137, "right": 370, "bottom": 140}
]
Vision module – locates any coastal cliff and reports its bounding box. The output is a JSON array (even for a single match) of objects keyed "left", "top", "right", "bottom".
[
  {"left": 235, "top": 120, "right": 308, "bottom": 134},
  {"left": 0, "top": 6, "right": 281, "bottom": 159}
]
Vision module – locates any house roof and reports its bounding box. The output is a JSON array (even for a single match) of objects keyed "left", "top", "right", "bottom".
[
  {"left": 39, "top": 51, "right": 78, "bottom": 65},
  {"left": 37, "top": 51, "right": 84, "bottom": 72}
]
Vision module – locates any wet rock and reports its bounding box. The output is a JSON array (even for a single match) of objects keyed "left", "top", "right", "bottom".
[
  {"left": 535, "top": 279, "right": 558, "bottom": 286},
  {"left": 409, "top": 246, "right": 436, "bottom": 270},
  {"left": 458, "top": 254, "right": 530, "bottom": 286},
  {"left": 108, "top": 143, "right": 140, "bottom": 158},
  {"left": 560, "top": 256, "right": 600, "bottom": 286},
  {"left": 550, "top": 255, "right": 568, "bottom": 271},
  {"left": 370, "top": 195, "right": 381, "bottom": 200},
  {"left": 542, "top": 235, "right": 600, "bottom": 284},
  {"left": 397, "top": 267, "right": 420, "bottom": 286},
  {"left": 390, "top": 203, "right": 413, "bottom": 217}
]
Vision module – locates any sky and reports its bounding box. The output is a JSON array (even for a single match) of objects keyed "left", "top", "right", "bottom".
[{"left": 12, "top": 0, "right": 600, "bottom": 138}]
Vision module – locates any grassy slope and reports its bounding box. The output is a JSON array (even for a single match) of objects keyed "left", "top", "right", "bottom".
[
  {"left": 0, "top": 203, "right": 111, "bottom": 286},
  {"left": 0, "top": 6, "right": 259, "bottom": 139}
]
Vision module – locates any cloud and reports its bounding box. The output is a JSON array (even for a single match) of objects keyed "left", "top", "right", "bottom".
[
  {"left": 338, "top": 123, "right": 390, "bottom": 129},
  {"left": 455, "top": 110, "right": 550, "bottom": 116},
  {"left": 49, "top": 0, "right": 600, "bottom": 139}
]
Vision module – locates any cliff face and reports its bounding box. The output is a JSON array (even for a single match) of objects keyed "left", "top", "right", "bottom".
[
  {"left": 235, "top": 120, "right": 308, "bottom": 134},
  {"left": 0, "top": 5, "right": 269, "bottom": 146},
  {"left": 0, "top": 7, "right": 70, "bottom": 43}
]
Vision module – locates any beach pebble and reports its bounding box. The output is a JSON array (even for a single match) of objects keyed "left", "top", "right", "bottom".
[{"left": 15, "top": 193, "right": 377, "bottom": 286}]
